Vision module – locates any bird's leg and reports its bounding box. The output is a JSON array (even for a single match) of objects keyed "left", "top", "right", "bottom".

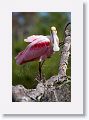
[
  {"left": 41, "top": 60, "right": 46, "bottom": 83},
  {"left": 39, "top": 62, "right": 42, "bottom": 81},
  {"left": 39, "top": 60, "right": 45, "bottom": 81},
  {"left": 41, "top": 60, "right": 45, "bottom": 68}
]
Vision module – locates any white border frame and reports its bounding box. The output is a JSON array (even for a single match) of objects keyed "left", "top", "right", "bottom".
[{"left": 0, "top": 0, "right": 83, "bottom": 114}]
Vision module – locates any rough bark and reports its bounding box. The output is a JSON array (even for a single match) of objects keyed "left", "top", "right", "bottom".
[{"left": 12, "top": 23, "right": 71, "bottom": 102}]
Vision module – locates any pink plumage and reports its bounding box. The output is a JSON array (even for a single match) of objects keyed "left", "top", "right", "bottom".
[{"left": 15, "top": 35, "right": 53, "bottom": 65}]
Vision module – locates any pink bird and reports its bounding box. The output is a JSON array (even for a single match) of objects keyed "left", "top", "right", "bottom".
[{"left": 15, "top": 26, "right": 60, "bottom": 81}]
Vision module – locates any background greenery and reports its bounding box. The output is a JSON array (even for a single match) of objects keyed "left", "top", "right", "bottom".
[{"left": 12, "top": 12, "right": 71, "bottom": 89}]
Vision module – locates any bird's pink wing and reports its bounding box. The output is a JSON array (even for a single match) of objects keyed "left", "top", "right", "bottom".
[
  {"left": 24, "top": 35, "right": 45, "bottom": 43},
  {"left": 15, "top": 37, "right": 51, "bottom": 65}
]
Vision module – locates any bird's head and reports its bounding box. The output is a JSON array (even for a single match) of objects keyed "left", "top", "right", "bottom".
[
  {"left": 51, "top": 26, "right": 57, "bottom": 33},
  {"left": 50, "top": 26, "right": 60, "bottom": 51}
]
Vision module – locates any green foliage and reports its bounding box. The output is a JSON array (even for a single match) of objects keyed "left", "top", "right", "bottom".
[{"left": 12, "top": 12, "right": 71, "bottom": 89}]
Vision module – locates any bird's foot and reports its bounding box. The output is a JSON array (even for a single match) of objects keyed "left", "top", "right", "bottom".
[
  {"left": 41, "top": 73, "right": 46, "bottom": 83},
  {"left": 34, "top": 73, "right": 46, "bottom": 83}
]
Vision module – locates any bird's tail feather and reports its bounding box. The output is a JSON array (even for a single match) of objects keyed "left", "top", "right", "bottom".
[{"left": 15, "top": 51, "right": 24, "bottom": 65}]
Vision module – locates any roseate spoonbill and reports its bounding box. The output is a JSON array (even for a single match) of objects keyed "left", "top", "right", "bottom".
[{"left": 15, "top": 26, "right": 60, "bottom": 81}]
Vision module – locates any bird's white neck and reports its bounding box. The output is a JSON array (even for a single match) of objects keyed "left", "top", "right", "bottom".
[{"left": 51, "top": 33, "right": 59, "bottom": 51}]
